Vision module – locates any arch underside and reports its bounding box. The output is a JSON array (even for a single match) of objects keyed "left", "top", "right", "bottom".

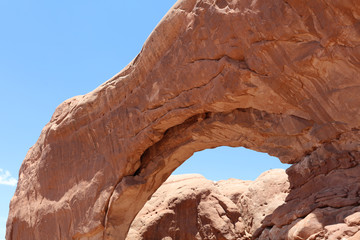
[{"left": 6, "top": 0, "right": 360, "bottom": 239}]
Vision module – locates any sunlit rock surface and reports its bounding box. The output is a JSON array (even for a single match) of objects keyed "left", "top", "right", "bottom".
[
  {"left": 6, "top": 0, "right": 360, "bottom": 239},
  {"left": 127, "top": 170, "right": 289, "bottom": 240}
]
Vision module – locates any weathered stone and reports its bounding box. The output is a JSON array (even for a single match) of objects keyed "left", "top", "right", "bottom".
[
  {"left": 237, "top": 169, "right": 289, "bottom": 236},
  {"left": 126, "top": 174, "right": 243, "bottom": 240},
  {"left": 6, "top": 0, "right": 360, "bottom": 239},
  {"left": 127, "top": 170, "right": 289, "bottom": 240}
]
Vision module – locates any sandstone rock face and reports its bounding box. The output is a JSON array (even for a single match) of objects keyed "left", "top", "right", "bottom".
[
  {"left": 6, "top": 0, "right": 360, "bottom": 239},
  {"left": 259, "top": 138, "right": 360, "bottom": 240},
  {"left": 126, "top": 169, "right": 289, "bottom": 240}
]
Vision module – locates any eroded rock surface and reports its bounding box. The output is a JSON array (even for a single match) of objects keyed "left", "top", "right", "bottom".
[
  {"left": 6, "top": 0, "right": 360, "bottom": 239},
  {"left": 126, "top": 169, "right": 289, "bottom": 240},
  {"left": 259, "top": 136, "right": 360, "bottom": 240}
]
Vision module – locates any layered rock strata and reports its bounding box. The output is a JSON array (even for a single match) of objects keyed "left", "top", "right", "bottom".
[
  {"left": 6, "top": 0, "right": 360, "bottom": 239},
  {"left": 258, "top": 134, "right": 360, "bottom": 240},
  {"left": 126, "top": 170, "right": 289, "bottom": 240}
]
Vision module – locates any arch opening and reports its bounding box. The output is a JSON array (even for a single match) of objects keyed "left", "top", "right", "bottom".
[
  {"left": 103, "top": 108, "right": 308, "bottom": 239},
  {"left": 126, "top": 146, "right": 292, "bottom": 239}
]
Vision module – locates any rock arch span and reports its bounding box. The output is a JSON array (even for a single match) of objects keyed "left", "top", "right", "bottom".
[{"left": 6, "top": 0, "right": 360, "bottom": 239}]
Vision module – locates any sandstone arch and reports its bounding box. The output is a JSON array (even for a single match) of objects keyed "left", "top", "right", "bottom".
[{"left": 6, "top": 0, "right": 360, "bottom": 239}]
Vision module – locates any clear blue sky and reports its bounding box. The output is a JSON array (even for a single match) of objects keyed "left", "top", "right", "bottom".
[{"left": 0, "top": 1, "right": 289, "bottom": 239}]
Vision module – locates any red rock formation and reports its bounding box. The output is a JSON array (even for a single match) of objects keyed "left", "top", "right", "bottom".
[
  {"left": 6, "top": 0, "right": 360, "bottom": 239},
  {"left": 259, "top": 137, "right": 360, "bottom": 240},
  {"left": 126, "top": 170, "right": 289, "bottom": 240}
]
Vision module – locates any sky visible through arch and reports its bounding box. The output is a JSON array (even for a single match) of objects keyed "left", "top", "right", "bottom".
[
  {"left": 173, "top": 146, "right": 290, "bottom": 181},
  {"left": 0, "top": 1, "right": 290, "bottom": 239}
]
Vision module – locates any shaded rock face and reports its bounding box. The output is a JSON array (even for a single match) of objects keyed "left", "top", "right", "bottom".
[
  {"left": 6, "top": 0, "right": 360, "bottom": 239},
  {"left": 126, "top": 169, "right": 289, "bottom": 240},
  {"left": 259, "top": 138, "right": 360, "bottom": 240}
]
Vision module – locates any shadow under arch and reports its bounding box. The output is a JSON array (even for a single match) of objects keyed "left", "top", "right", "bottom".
[{"left": 103, "top": 108, "right": 314, "bottom": 239}]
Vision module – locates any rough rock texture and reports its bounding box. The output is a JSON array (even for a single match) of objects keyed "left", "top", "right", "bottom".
[
  {"left": 6, "top": 0, "right": 360, "bottom": 239},
  {"left": 259, "top": 139, "right": 360, "bottom": 240},
  {"left": 126, "top": 169, "right": 289, "bottom": 240}
]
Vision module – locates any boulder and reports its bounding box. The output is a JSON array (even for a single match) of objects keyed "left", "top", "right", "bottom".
[{"left": 127, "top": 169, "right": 289, "bottom": 240}]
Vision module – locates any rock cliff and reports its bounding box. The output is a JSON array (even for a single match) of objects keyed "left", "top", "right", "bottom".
[{"left": 6, "top": 0, "right": 360, "bottom": 239}]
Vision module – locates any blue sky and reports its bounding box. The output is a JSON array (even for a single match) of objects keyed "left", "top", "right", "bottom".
[{"left": 0, "top": 1, "right": 289, "bottom": 239}]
